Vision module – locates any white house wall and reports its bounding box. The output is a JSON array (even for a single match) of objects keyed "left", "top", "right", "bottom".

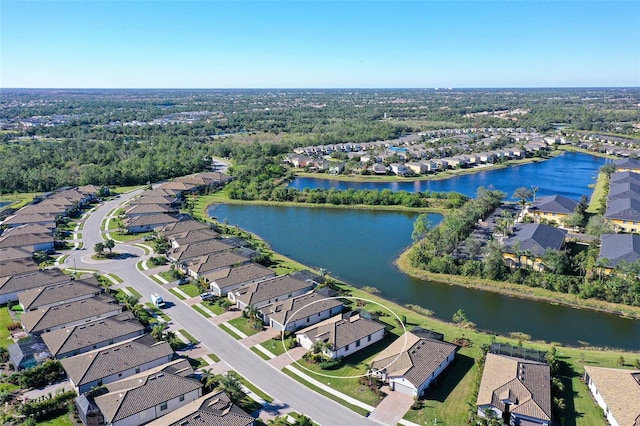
[
  {"left": 585, "top": 376, "right": 620, "bottom": 426},
  {"left": 331, "top": 328, "right": 385, "bottom": 359},
  {"left": 111, "top": 387, "right": 202, "bottom": 426}
]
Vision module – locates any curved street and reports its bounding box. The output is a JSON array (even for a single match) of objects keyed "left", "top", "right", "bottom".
[{"left": 60, "top": 190, "right": 379, "bottom": 426}]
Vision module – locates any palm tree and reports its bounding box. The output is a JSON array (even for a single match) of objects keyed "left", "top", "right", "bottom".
[
  {"left": 105, "top": 238, "right": 116, "bottom": 253},
  {"left": 200, "top": 368, "right": 219, "bottom": 393},
  {"left": 94, "top": 242, "right": 105, "bottom": 256},
  {"left": 151, "top": 323, "right": 166, "bottom": 341},
  {"left": 217, "top": 371, "right": 244, "bottom": 403}
]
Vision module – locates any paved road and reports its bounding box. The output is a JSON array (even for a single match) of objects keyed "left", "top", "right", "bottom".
[{"left": 61, "top": 192, "right": 378, "bottom": 426}]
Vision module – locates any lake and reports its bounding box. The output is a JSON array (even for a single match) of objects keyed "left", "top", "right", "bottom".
[
  {"left": 289, "top": 151, "right": 607, "bottom": 199},
  {"left": 209, "top": 152, "right": 640, "bottom": 350}
]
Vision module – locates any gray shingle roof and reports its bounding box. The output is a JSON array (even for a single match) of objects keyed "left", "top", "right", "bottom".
[
  {"left": 95, "top": 371, "right": 202, "bottom": 423},
  {"left": 0, "top": 259, "right": 39, "bottom": 278},
  {"left": 18, "top": 278, "right": 101, "bottom": 311},
  {"left": 233, "top": 274, "right": 309, "bottom": 306},
  {"left": 529, "top": 195, "right": 578, "bottom": 215},
  {"left": 608, "top": 182, "right": 640, "bottom": 200},
  {"left": 171, "top": 229, "right": 221, "bottom": 247},
  {"left": 604, "top": 198, "right": 640, "bottom": 221},
  {"left": 125, "top": 213, "right": 179, "bottom": 228},
  {"left": 504, "top": 224, "right": 567, "bottom": 257},
  {"left": 40, "top": 312, "right": 144, "bottom": 357},
  {"left": 0, "top": 223, "right": 52, "bottom": 236},
  {"left": 614, "top": 157, "right": 640, "bottom": 170},
  {"left": 598, "top": 233, "right": 640, "bottom": 268},
  {"left": 0, "top": 247, "right": 34, "bottom": 263},
  {"left": 610, "top": 171, "right": 640, "bottom": 184},
  {"left": 0, "top": 232, "right": 53, "bottom": 249},
  {"left": 187, "top": 251, "right": 251, "bottom": 275},
  {"left": 213, "top": 263, "right": 276, "bottom": 293},
  {"left": 21, "top": 294, "right": 121, "bottom": 334},
  {"left": 125, "top": 204, "right": 173, "bottom": 215},
  {"left": 61, "top": 335, "right": 174, "bottom": 387},
  {"left": 128, "top": 195, "right": 176, "bottom": 205}
]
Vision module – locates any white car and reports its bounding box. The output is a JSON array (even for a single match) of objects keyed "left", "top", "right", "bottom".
[{"left": 199, "top": 292, "right": 214, "bottom": 301}]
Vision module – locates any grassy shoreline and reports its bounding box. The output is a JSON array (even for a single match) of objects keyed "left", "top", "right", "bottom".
[{"left": 395, "top": 247, "right": 640, "bottom": 320}]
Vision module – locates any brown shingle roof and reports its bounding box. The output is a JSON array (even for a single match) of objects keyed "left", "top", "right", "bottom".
[
  {"left": 169, "top": 239, "right": 235, "bottom": 262},
  {"left": 95, "top": 370, "right": 202, "bottom": 423},
  {"left": 124, "top": 203, "right": 173, "bottom": 216},
  {"left": 1, "top": 213, "right": 56, "bottom": 226},
  {"left": 41, "top": 312, "right": 144, "bottom": 357},
  {"left": 21, "top": 294, "right": 121, "bottom": 334},
  {"left": 125, "top": 213, "right": 179, "bottom": 228},
  {"left": 298, "top": 313, "right": 386, "bottom": 352},
  {"left": 0, "top": 259, "right": 39, "bottom": 278},
  {"left": 148, "top": 390, "right": 253, "bottom": 426},
  {"left": 584, "top": 366, "right": 640, "bottom": 426},
  {"left": 477, "top": 353, "right": 551, "bottom": 423},
  {"left": 128, "top": 195, "right": 176, "bottom": 206},
  {"left": 187, "top": 251, "right": 250, "bottom": 274},
  {"left": 259, "top": 292, "right": 344, "bottom": 327},
  {"left": 18, "top": 278, "right": 101, "bottom": 311},
  {"left": 0, "top": 269, "right": 68, "bottom": 296},
  {"left": 171, "top": 229, "right": 221, "bottom": 247},
  {"left": 0, "top": 223, "right": 52, "bottom": 236},
  {"left": 232, "top": 274, "right": 308, "bottom": 306},
  {"left": 157, "top": 219, "right": 210, "bottom": 236},
  {"left": 0, "top": 247, "right": 34, "bottom": 263},
  {"left": 0, "top": 232, "right": 53, "bottom": 249},
  {"left": 61, "top": 335, "right": 174, "bottom": 387}
]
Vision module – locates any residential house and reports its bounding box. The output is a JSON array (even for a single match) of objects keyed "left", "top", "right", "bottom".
[
  {"left": 371, "top": 163, "right": 388, "bottom": 174},
  {"left": 502, "top": 223, "right": 567, "bottom": 271},
  {"left": 477, "top": 353, "right": 552, "bottom": 426},
  {"left": 604, "top": 198, "right": 640, "bottom": 233},
  {"left": 608, "top": 182, "right": 640, "bottom": 201},
  {"left": 41, "top": 312, "right": 145, "bottom": 359},
  {"left": 598, "top": 233, "right": 640, "bottom": 273},
  {"left": 230, "top": 274, "right": 314, "bottom": 310},
  {"left": 21, "top": 294, "right": 122, "bottom": 335},
  {"left": 296, "top": 312, "right": 386, "bottom": 359},
  {"left": 147, "top": 390, "right": 254, "bottom": 426},
  {"left": 614, "top": 157, "right": 640, "bottom": 173},
  {"left": 1, "top": 212, "right": 57, "bottom": 229},
  {"left": 0, "top": 269, "right": 69, "bottom": 305},
  {"left": 259, "top": 292, "right": 344, "bottom": 332},
  {"left": 83, "top": 368, "right": 202, "bottom": 426},
  {"left": 0, "top": 246, "right": 34, "bottom": 263},
  {"left": 183, "top": 250, "right": 252, "bottom": 279},
  {"left": 610, "top": 171, "right": 640, "bottom": 185},
  {"left": 208, "top": 263, "right": 276, "bottom": 297},
  {"left": 157, "top": 181, "right": 198, "bottom": 198},
  {"left": 124, "top": 203, "right": 174, "bottom": 217},
  {"left": 0, "top": 229, "right": 55, "bottom": 253},
  {"left": 125, "top": 213, "right": 180, "bottom": 234},
  {"left": 169, "top": 228, "right": 220, "bottom": 248},
  {"left": 167, "top": 238, "right": 235, "bottom": 264},
  {"left": 156, "top": 220, "right": 210, "bottom": 238},
  {"left": 405, "top": 162, "right": 427, "bottom": 175},
  {"left": 583, "top": 366, "right": 640, "bottom": 426},
  {"left": 61, "top": 335, "right": 175, "bottom": 394},
  {"left": 128, "top": 195, "right": 176, "bottom": 208},
  {"left": 177, "top": 172, "right": 232, "bottom": 189},
  {"left": 18, "top": 278, "right": 101, "bottom": 311},
  {"left": 0, "top": 259, "right": 39, "bottom": 278},
  {"left": 527, "top": 195, "right": 578, "bottom": 224},
  {"left": 371, "top": 329, "right": 458, "bottom": 397},
  {"left": 389, "top": 163, "right": 410, "bottom": 176}
]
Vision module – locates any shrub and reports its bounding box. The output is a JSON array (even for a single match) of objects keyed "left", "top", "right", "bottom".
[{"left": 319, "top": 357, "right": 343, "bottom": 370}]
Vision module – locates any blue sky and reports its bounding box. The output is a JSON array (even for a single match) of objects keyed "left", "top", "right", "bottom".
[{"left": 2, "top": 1, "right": 639, "bottom": 88}]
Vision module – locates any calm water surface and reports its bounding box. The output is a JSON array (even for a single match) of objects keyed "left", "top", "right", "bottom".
[
  {"left": 211, "top": 153, "right": 640, "bottom": 350},
  {"left": 289, "top": 151, "right": 607, "bottom": 199}
]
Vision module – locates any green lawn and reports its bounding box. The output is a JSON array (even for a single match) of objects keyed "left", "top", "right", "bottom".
[
  {"left": 111, "top": 185, "right": 145, "bottom": 194},
  {"left": 145, "top": 303, "right": 171, "bottom": 321},
  {"left": 587, "top": 172, "right": 607, "bottom": 214},
  {"left": 150, "top": 275, "right": 165, "bottom": 285},
  {"left": 0, "top": 382, "right": 19, "bottom": 393},
  {"left": 159, "top": 271, "right": 178, "bottom": 282},
  {"left": 136, "top": 260, "right": 146, "bottom": 271},
  {"left": 108, "top": 273, "right": 124, "bottom": 283},
  {"left": 282, "top": 368, "right": 370, "bottom": 417},
  {"left": 218, "top": 323, "right": 243, "bottom": 340},
  {"left": 126, "top": 287, "right": 142, "bottom": 298},
  {"left": 178, "top": 283, "right": 202, "bottom": 297},
  {"left": 0, "top": 307, "right": 16, "bottom": 348},
  {"left": 193, "top": 304, "right": 212, "bottom": 318},
  {"left": 134, "top": 243, "right": 152, "bottom": 254},
  {"left": 227, "top": 316, "right": 262, "bottom": 337},
  {"left": 260, "top": 337, "right": 289, "bottom": 357},
  {"left": 250, "top": 346, "right": 271, "bottom": 360},
  {"left": 203, "top": 300, "right": 229, "bottom": 315},
  {"left": 208, "top": 352, "right": 221, "bottom": 362},
  {"left": 169, "top": 288, "right": 187, "bottom": 300},
  {"left": 179, "top": 329, "right": 199, "bottom": 344},
  {"left": 37, "top": 412, "right": 74, "bottom": 426}
]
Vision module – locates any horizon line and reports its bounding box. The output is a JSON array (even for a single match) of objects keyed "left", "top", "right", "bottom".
[{"left": 2, "top": 86, "right": 639, "bottom": 91}]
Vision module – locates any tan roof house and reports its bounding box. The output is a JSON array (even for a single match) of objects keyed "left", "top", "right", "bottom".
[
  {"left": 583, "top": 365, "right": 640, "bottom": 426},
  {"left": 18, "top": 278, "right": 101, "bottom": 311},
  {"left": 476, "top": 353, "right": 552, "bottom": 425},
  {"left": 296, "top": 312, "right": 386, "bottom": 359},
  {"left": 41, "top": 312, "right": 145, "bottom": 359},
  {"left": 21, "top": 294, "right": 122, "bottom": 335},
  {"left": 147, "top": 390, "right": 254, "bottom": 426},
  {"left": 259, "top": 292, "right": 344, "bottom": 332},
  {"left": 371, "top": 330, "right": 458, "bottom": 397},
  {"left": 229, "top": 273, "right": 311, "bottom": 309},
  {"left": 61, "top": 335, "right": 175, "bottom": 394}
]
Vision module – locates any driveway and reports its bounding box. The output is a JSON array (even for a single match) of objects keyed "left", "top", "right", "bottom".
[
  {"left": 58, "top": 193, "right": 379, "bottom": 426},
  {"left": 369, "top": 386, "right": 414, "bottom": 425}
]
